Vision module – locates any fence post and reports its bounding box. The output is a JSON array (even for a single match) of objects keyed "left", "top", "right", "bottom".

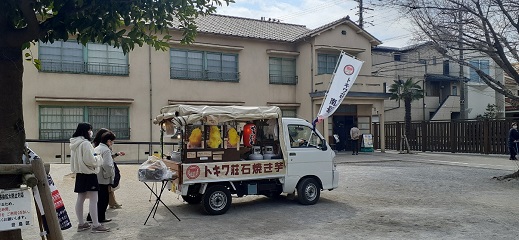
[
  {"left": 450, "top": 121, "right": 456, "bottom": 153},
  {"left": 373, "top": 123, "right": 379, "bottom": 150},
  {"left": 396, "top": 122, "right": 401, "bottom": 151},
  {"left": 421, "top": 121, "right": 427, "bottom": 152},
  {"left": 483, "top": 119, "right": 489, "bottom": 154}
]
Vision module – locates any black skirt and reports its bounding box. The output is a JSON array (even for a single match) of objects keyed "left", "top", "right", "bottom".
[{"left": 74, "top": 173, "right": 99, "bottom": 193}]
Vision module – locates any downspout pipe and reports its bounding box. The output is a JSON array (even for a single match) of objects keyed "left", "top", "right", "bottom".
[
  {"left": 385, "top": 101, "right": 401, "bottom": 112},
  {"left": 148, "top": 45, "right": 153, "bottom": 155},
  {"left": 310, "top": 39, "right": 315, "bottom": 119}
]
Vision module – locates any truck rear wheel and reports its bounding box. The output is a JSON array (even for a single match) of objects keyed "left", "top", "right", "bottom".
[
  {"left": 182, "top": 193, "right": 203, "bottom": 204},
  {"left": 297, "top": 178, "right": 320, "bottom": 205},
  {"left": 202, "top": 185, "right": 232, "bottom": 215}
]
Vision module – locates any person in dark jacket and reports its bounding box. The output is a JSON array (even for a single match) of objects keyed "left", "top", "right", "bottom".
[{"left": 508, "top": 122, "right": 519, "bottom": 160}]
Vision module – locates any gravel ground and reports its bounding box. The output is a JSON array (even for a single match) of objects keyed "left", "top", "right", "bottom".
[{"left": 22, "top": 160, "right": 519, "bottom": 240}]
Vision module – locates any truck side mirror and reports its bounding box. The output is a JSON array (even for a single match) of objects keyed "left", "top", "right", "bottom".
[{"left": 321, "top": 139, "right": 328, "bottom": 151}]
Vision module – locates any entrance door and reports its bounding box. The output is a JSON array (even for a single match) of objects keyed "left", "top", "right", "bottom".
[{"left": 332, "top": 115, "right": 356, "bottom": 151}]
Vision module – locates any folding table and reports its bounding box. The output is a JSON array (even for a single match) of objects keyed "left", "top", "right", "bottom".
[{"left": 142, "top": 179, "right": 181, "bottom": 224}]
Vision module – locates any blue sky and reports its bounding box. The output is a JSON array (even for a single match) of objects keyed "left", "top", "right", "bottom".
[{"left": 216, "top": 0, "right": 414, "bottom": 47}]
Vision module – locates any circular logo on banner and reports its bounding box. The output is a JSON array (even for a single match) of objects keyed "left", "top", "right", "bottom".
[
  {"left": 186, "top": 165, "right": 201, "bottom": 179},
  {"left": 344, "top": 65, "right": 355, "bottom": 75}
]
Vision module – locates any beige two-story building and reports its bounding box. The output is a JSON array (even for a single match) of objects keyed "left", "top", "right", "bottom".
[{"left": 22, "top": 14, "right": 388, "bottom": 162}]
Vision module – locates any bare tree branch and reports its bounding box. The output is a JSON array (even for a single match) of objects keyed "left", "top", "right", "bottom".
[{"left": 388, "top": 0, "right": 519, "bottom": 102}]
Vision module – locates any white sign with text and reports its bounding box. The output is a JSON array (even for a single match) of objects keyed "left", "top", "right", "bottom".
[
  {"left": 317, "top": 53, "right": 364, "bottom": 120},
  {"left": 0, "top": 188, "right": 32, "bottom": 231}
]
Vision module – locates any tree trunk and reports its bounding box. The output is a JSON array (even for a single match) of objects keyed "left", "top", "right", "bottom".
[
  {"left": 494, "top": 169, "right": 519, "bottom": 181},
  {"left": 0, "top": 46, "right": 25, "bottom": 239},
  {"left": 404, "top": 98, "right": 412, "bottom": 138}
]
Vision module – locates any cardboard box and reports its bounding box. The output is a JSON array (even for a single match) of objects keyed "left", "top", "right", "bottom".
[{"left": 162, "top": 159, "right": 180, "bottom": 172}]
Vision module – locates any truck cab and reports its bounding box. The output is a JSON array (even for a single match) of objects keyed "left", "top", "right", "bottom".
[{"left": 283, "top": 118, "right": 338, "bottom": 198}]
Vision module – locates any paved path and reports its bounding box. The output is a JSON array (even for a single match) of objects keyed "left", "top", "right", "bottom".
[
  {"left": 335, "top": 150, "right": 519, "bottom": 172},
  {"left": 21, "top": 150, "right": 519, "bottom": 239}
]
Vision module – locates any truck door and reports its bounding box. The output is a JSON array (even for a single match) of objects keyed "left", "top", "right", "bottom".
[{"left": 284, "top": 124, "right": 334, "bottom": 191}]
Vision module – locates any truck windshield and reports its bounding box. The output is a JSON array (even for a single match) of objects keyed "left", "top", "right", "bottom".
[{"left": 288, "top": 125, "right": 322, "bottom": 148}]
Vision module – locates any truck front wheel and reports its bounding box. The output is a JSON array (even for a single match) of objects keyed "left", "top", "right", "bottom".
[
  {"left": 202, "top": 185, "right": 232, "bottom": 215},
  {"left": 297, "top": 178, "right": 320, "bottom": 205}
]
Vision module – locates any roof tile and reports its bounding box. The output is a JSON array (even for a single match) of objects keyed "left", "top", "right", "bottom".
[
  {"left": 186, "top": 14, "right": 310, "bottom": 42},
  {"left": 171, "top": 14, "right": 380, "bottom": 44}
]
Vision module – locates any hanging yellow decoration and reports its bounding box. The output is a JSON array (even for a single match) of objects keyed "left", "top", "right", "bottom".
[
  {"left": 227, "top": 127, "right": 240, "bottom": 147},
  {"left": 188, "top": 128, "right": 202, "bottom": 148},
  {"left": 207, "top": 126, "right": 222, "bottom": 148}
]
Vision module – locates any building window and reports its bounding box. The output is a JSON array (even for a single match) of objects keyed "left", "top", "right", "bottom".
[
  {"left": 452, "top": 86, "right": 458, "bottom": 96},
  {"left": 317, "top": 54, "right": 339, "bottom": 74},
  {"left": 394, "top": 54, "right": 401, "bottom": 61},
  {"left": 269, "top": 57, "right": 297, "bottom": 85},
  {"left": 469, "top": 59, "right": 490, "bottom": 83},
  {"left": 281, "top": 109, "right": 297, "bottom": 118},
  {"left": 39, "top": 41, "right": 129, "bottom": 75},
  {"left": 443, "top": 60, "right": 450, "bottom": 75},
  {"left": 170, "top": 49, "right": 239, "bottom": 82},
  {"left": 39, "top": 106, "right": 130, "bottom": 140}
]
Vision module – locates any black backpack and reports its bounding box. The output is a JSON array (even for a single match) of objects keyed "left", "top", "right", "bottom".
[{"left": 112, "top": 162, "right": 121, "bottom": 188}]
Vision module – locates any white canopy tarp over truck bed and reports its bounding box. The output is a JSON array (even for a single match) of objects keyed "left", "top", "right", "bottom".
[
  {"left": 154, "top": 105, "right": 282, "bottom": 125},
  {"left": 154, "top": 105, "right": 288, "bottom": 166}
]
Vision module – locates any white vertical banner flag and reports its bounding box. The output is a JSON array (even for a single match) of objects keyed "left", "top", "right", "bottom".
[{"left": 316, "top": 52, "right": 364, "bottom": 121}]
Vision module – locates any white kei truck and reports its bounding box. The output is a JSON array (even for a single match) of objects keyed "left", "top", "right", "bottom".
[{"left": 154, "top": 105, "right": 338, "bottom": 215}]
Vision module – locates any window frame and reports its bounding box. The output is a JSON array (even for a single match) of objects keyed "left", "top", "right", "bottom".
[
  {"left": 469, "top": 59, "right": 490, "bottom": 83},
  {"left": 170, "top": 48, "right": 239, "bottom": 82},
  {"left": 443, "top": 60, "right": 450, "bottom": 75},
  {"left": 281, "top": 109, "right": 298, "bottom": 118},
  {"left": 38, "top": 40, "right": 129, "bottom": 76},
  {"left": 39, "top": 106, "right": 130, "bottom": 140},
  {"left": 269, "top": 57, "right": 297, "bottom": 85},
  {"left": 317, "top": 53, "right": 339, "bottom": 75}
]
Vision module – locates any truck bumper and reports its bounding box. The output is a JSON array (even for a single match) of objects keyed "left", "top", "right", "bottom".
[{"left": 332, "top": 170, "right": 339, "bottom": 189}]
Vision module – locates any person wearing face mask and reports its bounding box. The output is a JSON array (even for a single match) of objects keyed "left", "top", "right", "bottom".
[
  {"left": 87, "top": 130, "right": 117, "bottom": 224},
  {"left": 93, "top": 128, "right": 124, "bottom": 209},
  {"left": 70, "top": 123, "right": 110, "bottom": 233},
  {"left": 508, "top": 122, "right": 519, "bottom": 160}
]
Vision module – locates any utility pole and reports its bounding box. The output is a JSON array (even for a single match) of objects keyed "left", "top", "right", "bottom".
[
  {"left": 423, "top": 61, "right": 427, "bottom": 121},
  {"left": 356, "top": 0, "right": 375, "bottom": 29},
  {"left": 458, "top": 9, "right": 466, "bottom": 119},
  {"left": 358, "top": 0, "right": 364, "bottom": 28}
]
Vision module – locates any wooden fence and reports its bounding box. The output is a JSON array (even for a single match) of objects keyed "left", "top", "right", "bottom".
[{"left": 372, "top": 119, "right": 514, "bottom": 154}]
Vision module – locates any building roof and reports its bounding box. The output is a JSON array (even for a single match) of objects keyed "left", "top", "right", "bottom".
[
  {"left": 425, "top": 74, "right": 469, "bottom": 82},
  {"left": 294, "top": 16, "right": 382, "bottom": 45},
  {"left": 171, "top": 14, "right": 382, "bottom": 44},
  {"left": 373, "top": 42, "right": 434, "bottom": 53},
  {"left": 181, "top": 14, "right": 309, "bottom": 42}
]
